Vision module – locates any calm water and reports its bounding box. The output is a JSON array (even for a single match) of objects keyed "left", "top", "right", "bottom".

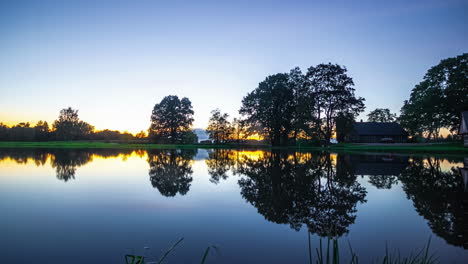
[{"left": 0, "top": 148, "right": 467, "bottom": 263}]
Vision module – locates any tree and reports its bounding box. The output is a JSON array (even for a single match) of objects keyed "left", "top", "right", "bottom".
[
  {"left": 182, "top": 130, "right": 198, "bottom": 144},
  {"left": 149, "top": 96, "right": 194, "bottom": 143},
  {"left": 289, "top": 67, "right": 315, "bottom": 141},
  {"left": 53, "top": 107, "right": 94, "bottom": 140},
  {"left": 0, "top": 123, "right": 8, "bottom": 140},
  {"left": 34, "top": 121, "right": 50, "bottom": 141},
  {"left": 239, "top": 73, "right": 295, "bottom": 145},
  {"left": 335, "top": 112, "right": 355, "bottom": 143},
  {"left": 231, "top": 118, "right": 247, "bottom": 143},
  {"left": 206, "top": 109, "right": 233, "bottom": 144},
  {"left": 305, "top": 63, "right": 365, "bottom": 144},
  {"left": 367, "top": 108, "right": 397, "bottom": 122},
  {"left": 399, "top": 53, "right": 468, "bottom": 138},
  {"left": 135, "top": 130, "right": 147, "bottom": 139}
]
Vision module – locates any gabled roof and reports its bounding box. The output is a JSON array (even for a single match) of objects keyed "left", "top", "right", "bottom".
[
  {"left": 353, "top": 122, "right": 408, "bottom": 136},
  {"left": 459, "top": 111, "right": 468, "bottom": 135}
]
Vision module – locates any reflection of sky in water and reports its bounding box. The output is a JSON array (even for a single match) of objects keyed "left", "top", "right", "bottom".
[{"left": 0, "top": 150, "right": 467, "bottom": 263}]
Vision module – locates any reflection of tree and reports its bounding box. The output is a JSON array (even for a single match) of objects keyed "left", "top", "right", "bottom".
[
  {"left": 205, "top": 150, "right": 236, "bottom": 184},
  {"left": 235, "top": 151, "right": 367, "bottom": 237},
  {"left": 0, "top": 148, "right": 49, "bottom": 166},
  {"left": 147, "top": 149, "right": 197, "bottom": 197},
  {"left": 399, "top": 157, "right": 468, "bottom": 249},
  {"left": 0, "top": 148, "right": 136, "bottom": 182},
  {"left": 50, "top": 150, "right": 94, "bottom": 182}
]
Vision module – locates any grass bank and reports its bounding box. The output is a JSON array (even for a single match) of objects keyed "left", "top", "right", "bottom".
[{"left": 0, "top": 141, "right": 466, "bottom": 154}]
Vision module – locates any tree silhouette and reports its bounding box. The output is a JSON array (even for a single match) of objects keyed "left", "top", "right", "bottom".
[
  {"left": 147, "top": 149, "right": 197, "bottom": 197},
  {"left": 305, "top": 63, "right": 365, "bottom": 143},
  {"left": 53, "top": 107, "right": 94, "bottom": 140},
  {"left": 399, "top": 53, "right": 468, "bottom": 138},
  {"left": 367, "top": 108, "right": 397, "bottom": 122},
  {"left": 239, "top": 73, "right": 296, "bottom": 146},
  {"left": 206, "top": 109, "right": 233, "bottom": 144},
  {"left": 149, "top": 96, "right": 194, "bottom": 143}
]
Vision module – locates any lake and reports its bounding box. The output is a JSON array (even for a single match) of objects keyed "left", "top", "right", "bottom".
[{"left": 0, "top": 148, "right": 467, "bottom": 263}]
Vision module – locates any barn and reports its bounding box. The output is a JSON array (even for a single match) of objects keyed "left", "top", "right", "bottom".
[
  {"left": 345, "top": 122, "right": 408, "bottom": 143},
  {"left": 459, "top": 111, "right": 468, "bottom": 147}
]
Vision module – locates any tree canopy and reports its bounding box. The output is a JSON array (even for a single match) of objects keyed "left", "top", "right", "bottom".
[
  {"left": 399, "top": 53, "right": 468, "bottom": 138},
  {"left": 149, "top": 95, "right": 194, "bottom": 143},
  {"left": 206, "top": 109, "right": 233, "bottom": 144},
  {"left": 53, "top": 107, "right": 94, "bottom": 140},
  {"left": 367, "top": 108, "right": 397, "bottom": 122},
  {"left": 239, "top": 63, "right": 365, "bottom": 146}
]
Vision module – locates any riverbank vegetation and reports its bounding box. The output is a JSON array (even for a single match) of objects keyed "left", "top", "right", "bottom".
[{"left": 1, "top": 54, "right": 466, "bottom": 147}]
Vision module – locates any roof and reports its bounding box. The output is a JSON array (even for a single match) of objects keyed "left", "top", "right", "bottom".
[
  {"left": 353, "top": 122, "right": 408, "bottom": 136},
  {"left": 459, "top": 111, "right": 468, "bottom": 135}
]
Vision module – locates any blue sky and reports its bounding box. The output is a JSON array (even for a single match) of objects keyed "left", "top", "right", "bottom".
[{"left": 1, "top": 0, "right": 467, "bottom": 133}]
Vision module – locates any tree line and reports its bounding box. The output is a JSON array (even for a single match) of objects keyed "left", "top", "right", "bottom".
[
  {"left": 0, "top": 107, "right": 145, "bottom": 142},
  {"left": 1, "top": 54, "right": 466, "bottom": 144}
]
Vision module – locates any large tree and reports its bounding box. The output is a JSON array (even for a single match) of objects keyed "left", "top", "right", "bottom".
[
  {"left": 149, "top": 95, "right": 194, "bottom": 143},
  {"left": 206, "top": 109, "right": 233, "bottom": 144},
  {"left": 305, "top": 63, "right": 365, "bottom": 143},
  {"left": 399, "top": 53, "right": 468, "bottom": 138},
  {"left": 367, "top": 108, "right": 397, "bottom": 122},
  {"left": 53, "top": 107, "right": 94, "bottom": 140},
  {"left": 239, "top": 73, "right": 296, "bottom": 145}
]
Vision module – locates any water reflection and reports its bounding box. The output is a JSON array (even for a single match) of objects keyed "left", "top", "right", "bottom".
[
  {"left": 205, "top": 149, "right": 237, "bottom": 184},
  {"left": 235, "top": 151, "right": 367, "bottom": 236},
  {"left": 0, "top": 148, "right": 466, "bottom": 249},
  {"left": 349, "top": 154, "right": 409, "bottom": 189},
  {"left": 399, "top": 157, "right": 468, "bottom": 249},
  {"left": 147, "top": 149, "right": 197, "bottom": 197}
]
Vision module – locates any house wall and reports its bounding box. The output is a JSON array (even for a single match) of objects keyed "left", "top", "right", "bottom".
[{"left": 357, "top": 135, "right": 407, "bottom": 143}]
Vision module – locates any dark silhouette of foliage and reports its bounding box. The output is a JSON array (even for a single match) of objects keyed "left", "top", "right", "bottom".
[
  {"left": 206, "top": 109, "right": 233, "bottom": 144},
  {"left": 182, "top": 130, "right": 198, "bottom": 144},
  {"left": 399, "top": 53, "right": 468, "bottom": 138},
  {"left": 367, "top": 108, "right": 397, "bottom": 122},
  {"left": 399, "top": 157, "right": 468, "bottom": 249},
  {"left": 147, "top": 149, "right": 197, "bottom": 197},
  {"left": 149, "top": 96, "right": 194, "bottom": 144},
  {"left": 305, "top": 63, "right": 365, "bottom": 143},
  {"left": 335, "top": 112, "right": 355, "bottom": 143},
  {"left": 34, "top": 121, "right": 50, "bottom": 141},
  {"left": 50, "top": 150, "right": 94, "bottom": 182},
  {"left": 205, "top": 149, "right": 236, "bottom": 184},
  {"left": 235, "top": 151, "right": 367, "bottom": 237},
  {"left": 239, "top": 73, "right": 296, "bottom": 145},
  {"left": 53, "top": 107, "right": 94, "bottom": 140}
]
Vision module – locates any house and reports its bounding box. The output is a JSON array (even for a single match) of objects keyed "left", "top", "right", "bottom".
[
  {"left": 345, "top": 122, "right": 408, "bottom": 143},
  {"left": 458, "top": 111, "right": 468, "bottom": 147}
]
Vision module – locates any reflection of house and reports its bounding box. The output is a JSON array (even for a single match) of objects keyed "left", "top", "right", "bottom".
[
  {"left": 345, "top": 122, "right": 408, "bottom": 143},
  {"left": 458, "top": 111, "right": 468, "bottom": 147},
  {"left": 460, "top": 158, "right": 468, "bottom": 192},
  {"left": 350, "top": 155, "right": 409, "bottom": 176}
]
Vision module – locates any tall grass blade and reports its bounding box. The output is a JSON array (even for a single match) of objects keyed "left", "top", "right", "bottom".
[{"left": 156, "top": 237, "right": 184, "bottom": 264}]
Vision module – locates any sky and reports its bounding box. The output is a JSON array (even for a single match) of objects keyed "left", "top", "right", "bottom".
[{"left": 1, "top": 0, "right": 467, "bottom": 134}]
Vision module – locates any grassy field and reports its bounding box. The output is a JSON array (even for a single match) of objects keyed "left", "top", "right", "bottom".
[{"left": 0, "top": 141, "right": 466, "bottom": 154}]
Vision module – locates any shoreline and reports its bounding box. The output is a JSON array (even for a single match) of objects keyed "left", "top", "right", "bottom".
[{"left": 0, "top": 141, "right": 466, "bottom": 154}]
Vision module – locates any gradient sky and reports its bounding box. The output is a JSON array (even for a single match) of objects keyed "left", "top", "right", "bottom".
[{"left": 1, "top": 0, "right": 467, "bottom": 134}]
